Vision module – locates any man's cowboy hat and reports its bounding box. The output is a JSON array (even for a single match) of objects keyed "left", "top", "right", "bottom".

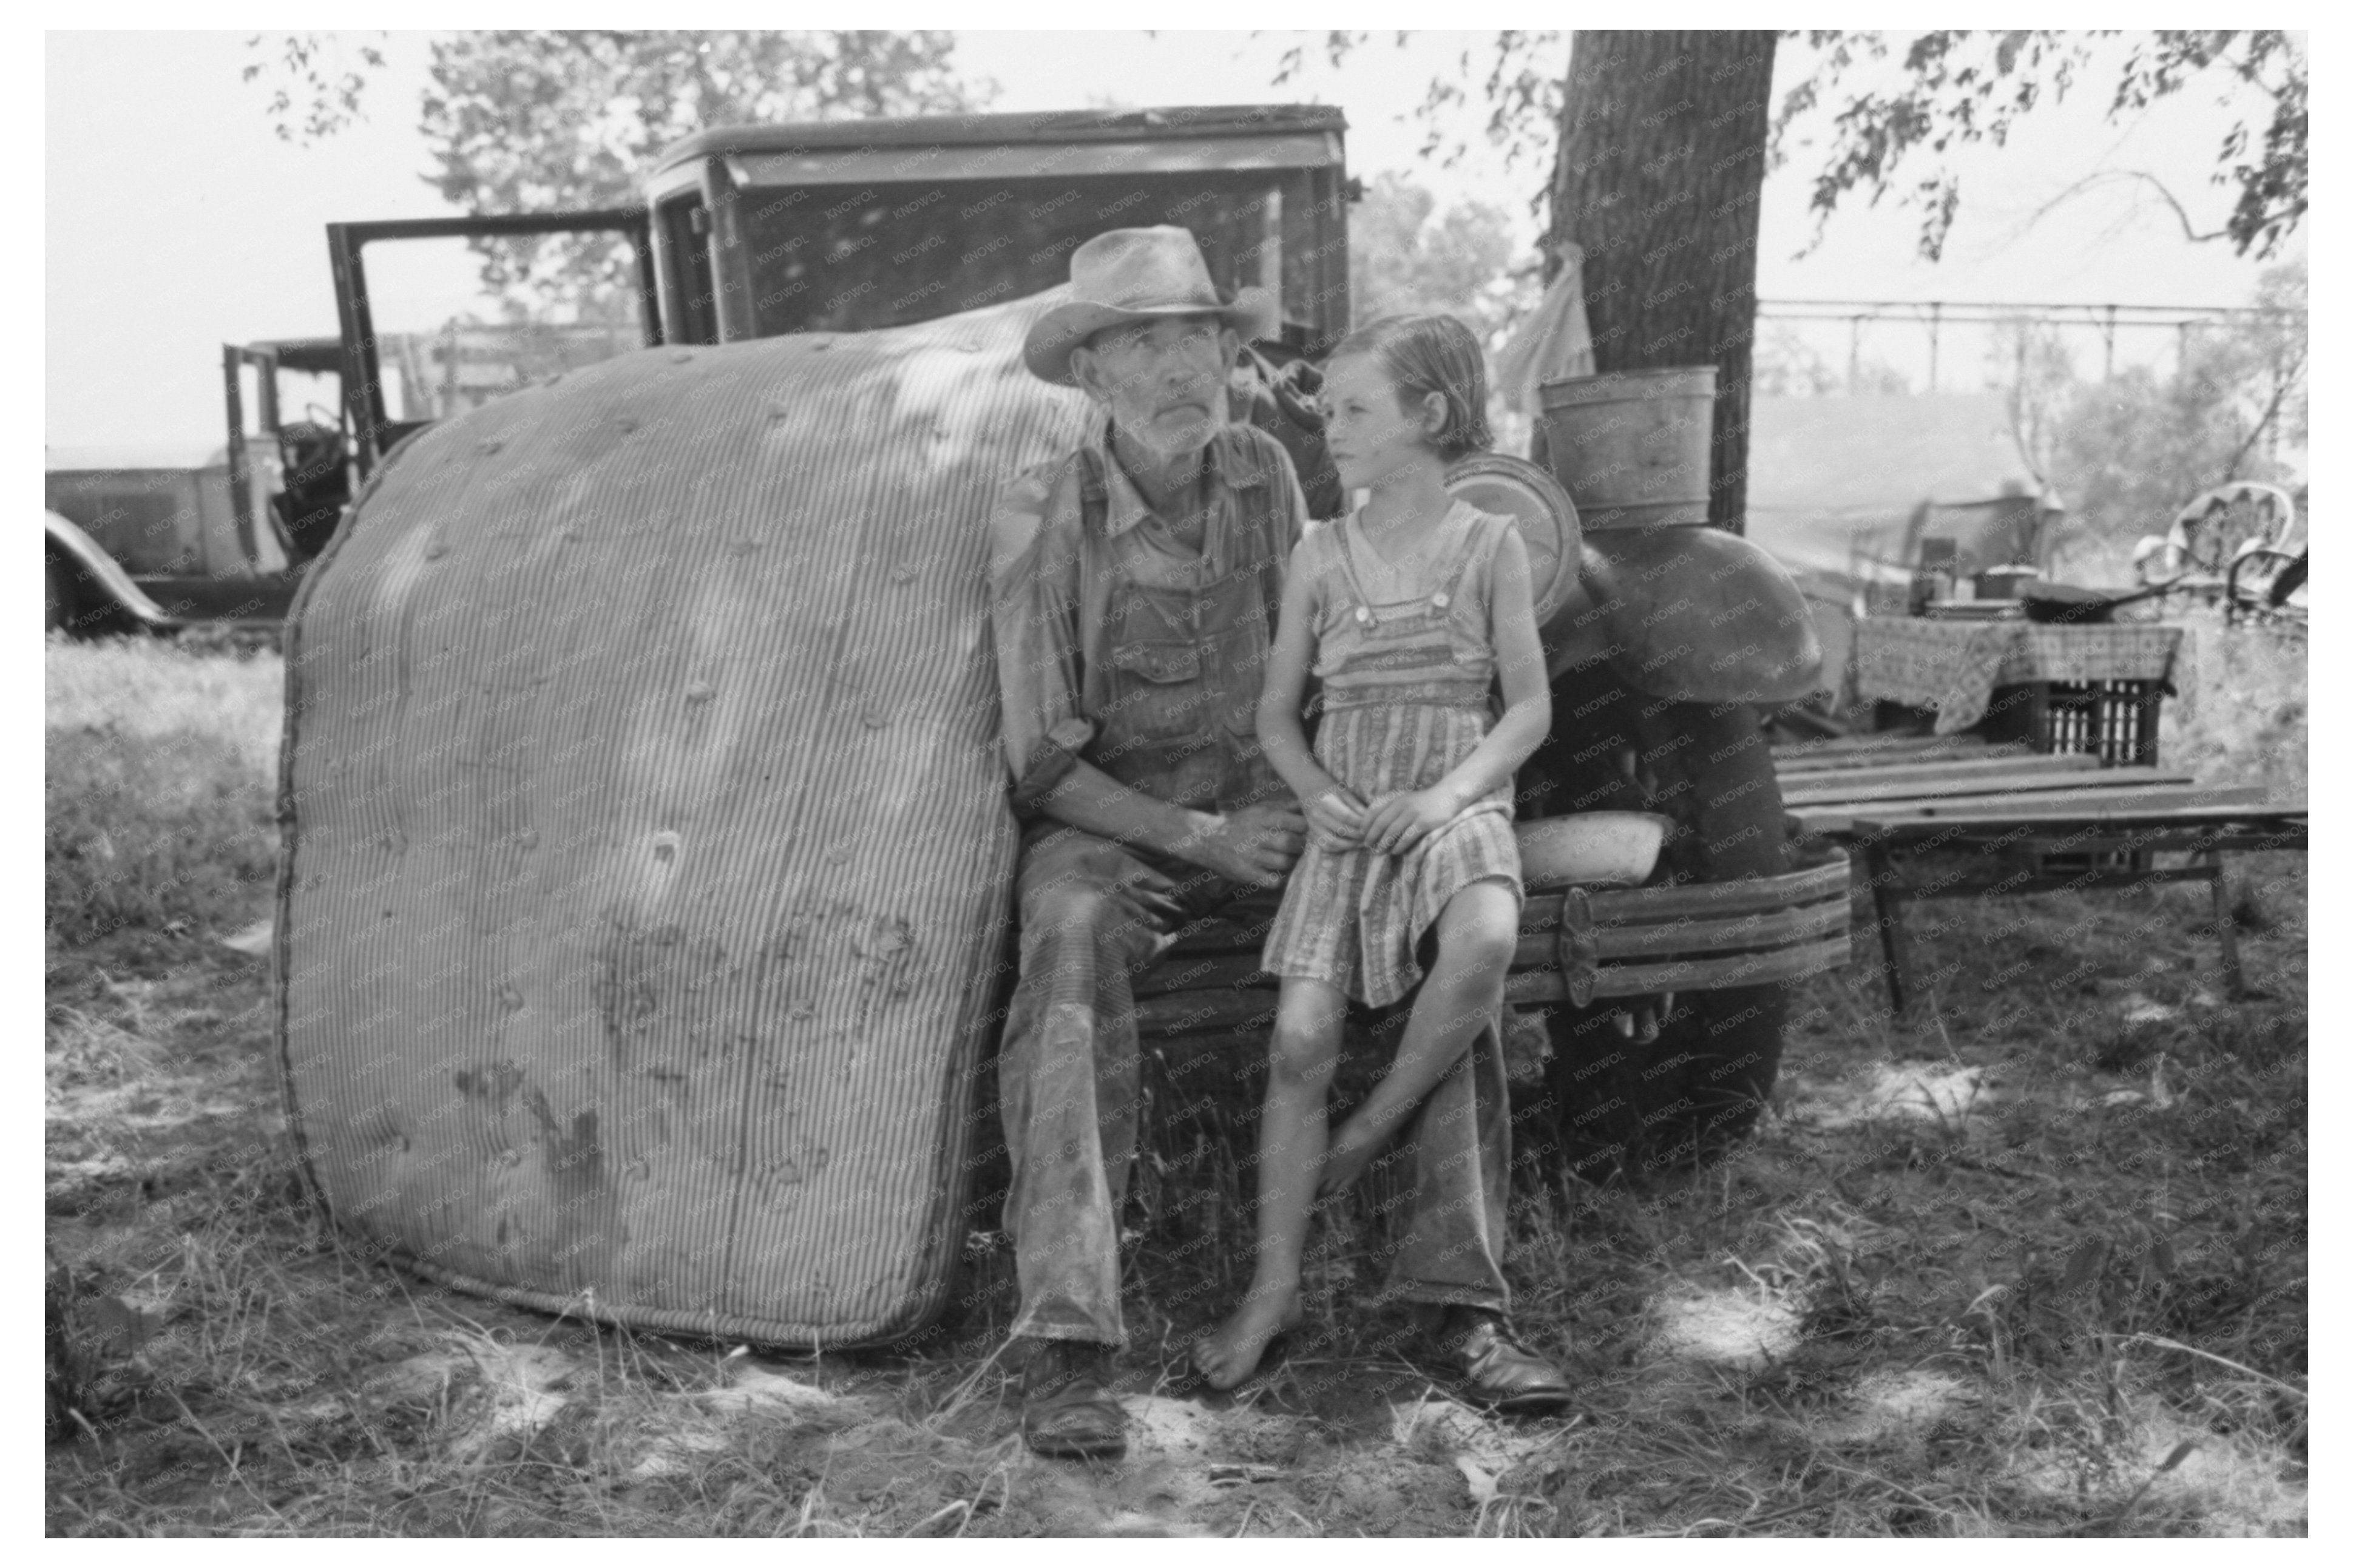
[{"left": 1022, "top": 226, "right": 1277, "bottom": 386}]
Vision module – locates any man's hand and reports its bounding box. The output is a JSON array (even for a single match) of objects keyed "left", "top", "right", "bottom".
[
  {"left": 1182, "top": 802, "right": 1307, "bottom": 888},
  {"left": 1305, "top": 788, "right": 1367, "bottom": 848},
  {"left": 1358, "top": 788, "right": 1463, "bottom": 856}
]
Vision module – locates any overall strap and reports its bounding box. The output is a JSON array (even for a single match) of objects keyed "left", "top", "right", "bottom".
[
  {"left": 1329, "top": 516, "right": 1379, "bottom": 626},
  {"left": 1420, "top": 502, "right": 1489, "bottom": 612},
  {"left": 1073, "top": 442, "right": 1109, "bottom": 538}
]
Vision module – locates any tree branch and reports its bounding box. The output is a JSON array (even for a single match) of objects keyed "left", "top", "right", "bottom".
[
  {"left": 2221, "top": 373, "right": 2297, "bottom": 484},
  {"left": 2022, "top": 168, "right": 2230, "bottom": 245}
]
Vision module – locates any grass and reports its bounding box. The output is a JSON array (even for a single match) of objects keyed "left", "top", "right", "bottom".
[
  {"left": 44, "top": 634, "right": 283, "bottom": 948},
  {"left": 46, "top": 630, "right": 2306, "bottom": 1536}
]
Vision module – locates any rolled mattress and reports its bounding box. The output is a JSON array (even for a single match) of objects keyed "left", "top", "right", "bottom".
[{"left": 276, "top": 292, "right": 1091, "bottom": 1345}]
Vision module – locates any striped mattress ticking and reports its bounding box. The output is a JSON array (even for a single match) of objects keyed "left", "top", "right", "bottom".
[{"left": 277, "top": 290, "right": 1091, "bottom": 1346}]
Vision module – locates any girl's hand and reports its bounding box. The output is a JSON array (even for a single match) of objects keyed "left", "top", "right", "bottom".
[
  {"left": 1306, "top": 788, "right": 1368, "bottom": 847},
  {"left": 1359, "top": 788, "right": 1461, "bottom": 855}
]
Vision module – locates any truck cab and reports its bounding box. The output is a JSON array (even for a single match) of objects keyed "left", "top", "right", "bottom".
[
  {"left": 50, "top": 106, "right": 1351, "bottom": 633},
  {"left": 328, "top": 105, "right": 1350, "bottom": 476}
]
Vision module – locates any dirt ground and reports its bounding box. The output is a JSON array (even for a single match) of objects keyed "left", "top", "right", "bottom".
[{"left": 46, "top": 637, "right": 2308, "bottom": 1536}]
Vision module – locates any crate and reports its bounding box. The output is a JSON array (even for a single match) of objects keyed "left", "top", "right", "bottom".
[{"left": 1980, "top": 678, "right": 2165, "bottom": 767}]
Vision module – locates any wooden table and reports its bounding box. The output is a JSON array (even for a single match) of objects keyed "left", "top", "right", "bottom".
[
  {"left": 1773, "top": 732, "right": 2303, "bottom": 1016},
  {"left": 1776, "top": 732, "right": 2269, "bottom": 838}
]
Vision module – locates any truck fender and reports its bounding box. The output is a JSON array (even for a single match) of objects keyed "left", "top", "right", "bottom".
[
  {"left": 1570, "top": 525, "right": 1823, "bottom": 705},
  {"left": 42, "top": 510, "right": 181, "bottom": 630}
]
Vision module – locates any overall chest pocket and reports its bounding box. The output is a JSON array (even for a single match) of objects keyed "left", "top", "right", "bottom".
[
  {"left": 1342, "top": 606, "right": 1470, "bottom": 674},
  {"left": 1105, "top": 638, "right": 1214, "bottom": 740}
]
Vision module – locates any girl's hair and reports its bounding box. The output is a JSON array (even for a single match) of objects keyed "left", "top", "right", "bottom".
[{"left": 1327, "top": 314, "right": 1494, "bottom": 461}]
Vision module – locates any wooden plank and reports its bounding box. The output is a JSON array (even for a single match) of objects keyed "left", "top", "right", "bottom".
[
  {"left": 1787, "top": 783, "right": 2257, "bottom": 838},
  {"left": 1773, "top": 741, "right": 2033, "bottom": 777},
  {"left": 1132, "top": 954, "right": 1270, "bottom": 998},
  {"left": 1877, "top": 830, "right": 2306, "bottom": 861},
  {"left": 1136, "top": 989, "right": 1278, "bottom": 1037},
  {"left": 1773, "top": 753, "right": 2101, "bottom": 797},
  {"left": 1151, "top": 854, "right": 1854, "bottom": 975},
  {"left": 1595, "top": 898, "right": 1848, "bottom": 959},
  {"left": 1781, "top": 765, "right": 2198, "bottom": 808},
  {"left": 1840, "top": 782, "right": 2266, "bottom": 823},
  {"left": 1511, "top": 897, "right": 1848, "bottom": 969},
  {"left": 1779, "top": 756, "right": 2108, "bottom": 804},
  {"left": 1165, "top": 917, "right": 1280, "bottom": 958},
  {"left": 1146, "top": 1030, "right": 1276, "bottom": 1068},
  {"left": 1506, "top": 934, "right": 1852, "bottom": 1003},
  {"left": 1854, "top": 803, "right": 2304, "bottom": 837}
]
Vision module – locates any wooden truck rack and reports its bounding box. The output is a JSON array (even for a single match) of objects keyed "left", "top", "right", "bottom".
[
  {"left": 1772, "top": 730, "right": 2305, "bottom": 1017},
  {"left": 1129, "top": 849, "right": 1854, "bottom": 1061}
]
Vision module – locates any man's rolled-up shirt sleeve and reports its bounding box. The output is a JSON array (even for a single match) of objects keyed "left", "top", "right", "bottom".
[{"left": 986, "top": 468, "right": 1094, "bottom": 814}]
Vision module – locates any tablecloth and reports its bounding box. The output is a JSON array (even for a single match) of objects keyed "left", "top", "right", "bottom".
[{"left": 1854, "top": 619, "right": 2183, "bottom": 734}]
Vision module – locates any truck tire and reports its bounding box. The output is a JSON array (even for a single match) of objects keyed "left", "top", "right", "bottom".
[{"left": 1517, "top": 670, "right": 1792, "bottom": 1181}]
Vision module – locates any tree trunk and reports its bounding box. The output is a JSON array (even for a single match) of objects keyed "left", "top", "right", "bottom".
[{"left": 1546, "top": 30, "right": 1777, "bottom": 534}]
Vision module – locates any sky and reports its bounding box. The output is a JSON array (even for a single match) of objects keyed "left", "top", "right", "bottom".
[{"left": 44, "top": 29, "right": 2301, "bottom": 451}]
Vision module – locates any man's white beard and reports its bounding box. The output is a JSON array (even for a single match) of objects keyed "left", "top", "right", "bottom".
[{"left": 1113, "top": 385, "right": 1230, "bottom": 462}]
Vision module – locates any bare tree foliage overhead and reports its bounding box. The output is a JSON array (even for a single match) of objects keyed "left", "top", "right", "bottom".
[
  {"left": 242, "top": 33, "right": 387, "bottom": 145},
  {"left": 1277, "top": 29, "right": 2305, "bottom": 260},
  {"left": 1347, "top": 173, "right": 1538, "bottom": 345},
  {"left": 243, "top": 31, "right": 992, "bottom": 319},
  {"left": 421, "top": 32, "right": 988, "bottom": 317},
  {"left": 1775, "top": 30, "right": 2307, "bottom": 262}
]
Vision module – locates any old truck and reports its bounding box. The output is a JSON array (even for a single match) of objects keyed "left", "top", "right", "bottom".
[
  {"left": 271, "top": 104, "right": 1836, "bottom": 1347},
  {"left": 44, "top": 293, "right": 650, "bottom": 634},
  {"left": 45, "top": 338, "right": 343, "bottom": 633}
]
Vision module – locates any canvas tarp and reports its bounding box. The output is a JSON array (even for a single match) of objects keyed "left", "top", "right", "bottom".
[{"left": 278, "top": 291, "right": 1091, "bottom": 1346}]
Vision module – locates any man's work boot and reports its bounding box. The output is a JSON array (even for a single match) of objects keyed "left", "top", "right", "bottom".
[
  {"left": 1018, "top": 1339, "right": 1126, "bottom": 1460},
  {"left": 1429, "top": 1306, "right": 1576, "bottom": 1416}
]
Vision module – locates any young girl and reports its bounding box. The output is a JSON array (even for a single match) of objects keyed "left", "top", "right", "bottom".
[{"left": 1194, "top": 315, "right": 1552, "bottom": 1390}]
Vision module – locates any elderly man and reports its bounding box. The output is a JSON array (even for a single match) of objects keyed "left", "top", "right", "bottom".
[{"left": 987, "top": 227, "right": 1571, "bottom": 1461}]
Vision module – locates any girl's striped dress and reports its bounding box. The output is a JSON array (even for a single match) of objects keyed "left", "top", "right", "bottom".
[{"left": 1261, "top": 501, "right": 1523, "bottom": 1007}]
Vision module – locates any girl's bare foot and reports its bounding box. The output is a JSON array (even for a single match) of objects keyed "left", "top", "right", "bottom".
[
  {"left": 1317, "top": 1118, "right": 1384, "bottom": 1197},
  {"left": 1192, "top": 1285, "right": 1303, "bottom": 1390}
]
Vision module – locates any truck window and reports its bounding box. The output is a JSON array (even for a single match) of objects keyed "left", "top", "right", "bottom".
[
  {"left": 354, "top": 235, "right": 648, "bottom": 421},
  {"left": 734, "top": 171, "right": 1301, "bottom": 338},
  {"left": 657, "top": 193, "right": 720, "bottom": 346}
]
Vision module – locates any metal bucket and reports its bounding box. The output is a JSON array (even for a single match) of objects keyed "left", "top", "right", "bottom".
[{"left": 1537, "top": 366, "right": 1717, "bottom": 530}]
